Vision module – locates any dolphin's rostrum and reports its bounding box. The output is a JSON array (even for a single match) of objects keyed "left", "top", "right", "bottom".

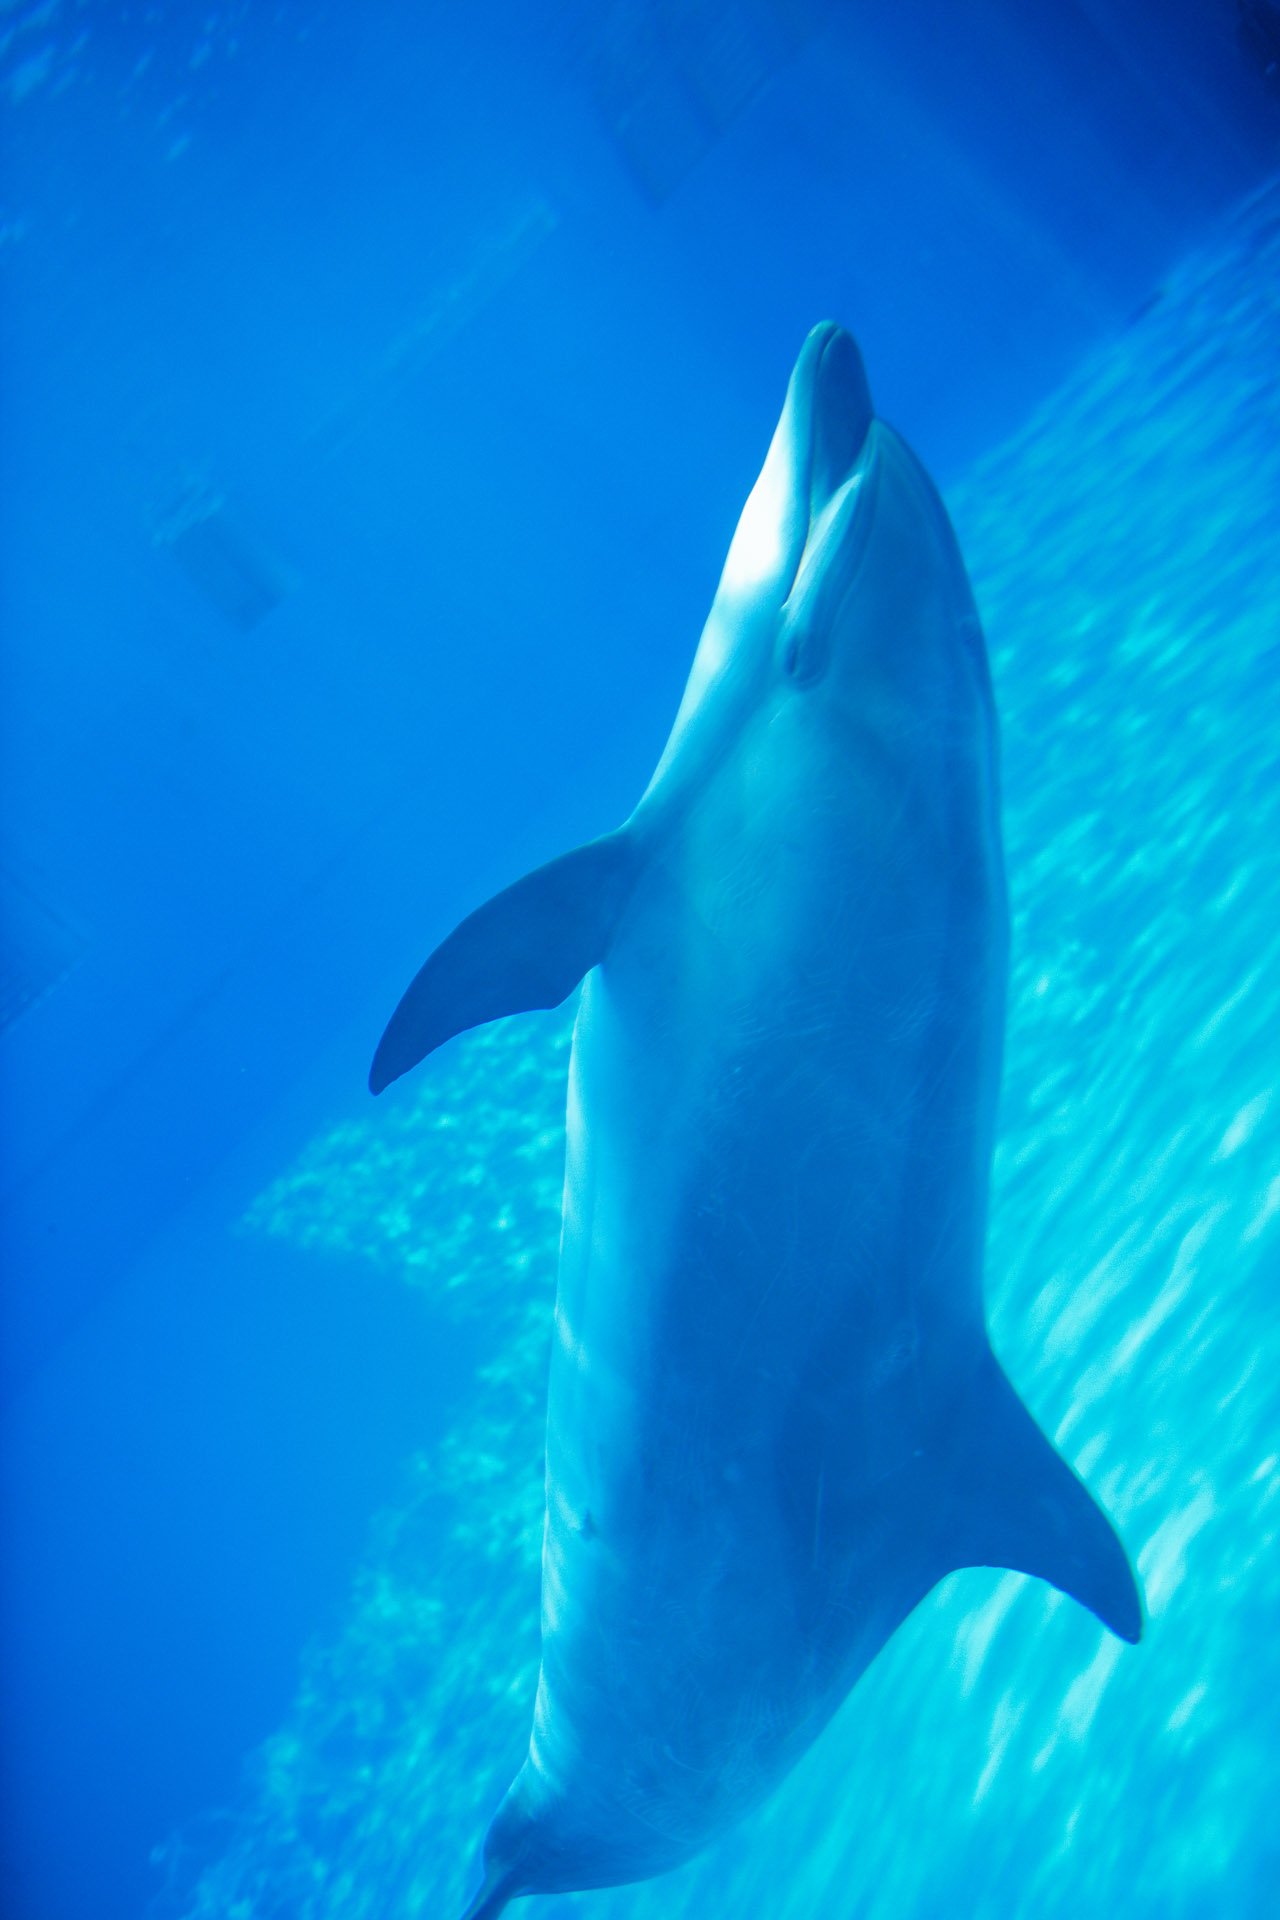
[{"left": 371, "top": 323, "right": 1143, "bottom": 1919}]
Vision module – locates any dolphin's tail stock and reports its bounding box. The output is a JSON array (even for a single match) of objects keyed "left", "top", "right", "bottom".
[
  {"left": 936, "top": 1348, "right": 1143, "bottom": 1645},
  {"left": 458, "top": 1862, "right": 521, "bottom": 1920},
  {"left": 457, "top": 1797, "right": 539, "bottom": 1920}
]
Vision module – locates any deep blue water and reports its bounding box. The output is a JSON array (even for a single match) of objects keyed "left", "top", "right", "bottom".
[{"left": 2, "top": 7, "right": 1279, "bottom": 1920}]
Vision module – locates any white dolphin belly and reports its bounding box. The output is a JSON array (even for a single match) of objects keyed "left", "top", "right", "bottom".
[{"left": 525, "top": 679, "right": 1001, "bottom": 1862}]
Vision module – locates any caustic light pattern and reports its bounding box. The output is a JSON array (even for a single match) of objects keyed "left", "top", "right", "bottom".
[{"left": 169, "top": 183, "right": 1280, "bottom": 1919}]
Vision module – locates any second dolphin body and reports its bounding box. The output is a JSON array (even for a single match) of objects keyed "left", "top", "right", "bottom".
[{"left": 370, "top": 323, "right": 1143, "bottom": 1919}]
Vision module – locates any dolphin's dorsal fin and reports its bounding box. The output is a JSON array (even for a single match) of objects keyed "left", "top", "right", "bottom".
[
  {"left": 935, "top": 1351, "right": 1143, "bottom": 1644},
  {"left": 370, "top": 831, "right": 636, "bottom": 1093}
]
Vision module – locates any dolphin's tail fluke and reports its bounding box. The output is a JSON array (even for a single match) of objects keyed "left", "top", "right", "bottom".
[{"left": 937, "top": 1348, "right": 1143, "bottom": 1644}]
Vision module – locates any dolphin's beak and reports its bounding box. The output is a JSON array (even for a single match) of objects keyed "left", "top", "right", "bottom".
[
  {"left": 778, "top": 328, "right": 881, "bottom": 687},
  {"left": 719, "top": 322, "right": 874, "bottom": 609},
  {"left": 806, "top": 325, "right": 874, "bottom": 527}
]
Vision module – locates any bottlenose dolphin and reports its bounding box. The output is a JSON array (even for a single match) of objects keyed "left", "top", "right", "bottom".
[{"left": 371, "top": 323, "right": 1142, "bottom": 1918}]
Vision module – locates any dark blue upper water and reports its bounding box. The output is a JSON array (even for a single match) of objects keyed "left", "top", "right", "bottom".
[{"left": 2, "top": 7, "right": 1278, "bottom": 1920}]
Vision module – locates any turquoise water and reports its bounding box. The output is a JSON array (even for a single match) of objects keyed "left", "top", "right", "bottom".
[{"left": 169, "top": 184, "right": 1280, "bottom": 1919}]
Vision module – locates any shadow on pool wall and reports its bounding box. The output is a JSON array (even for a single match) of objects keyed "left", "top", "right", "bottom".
[{"left": 158, "top": 180, "right": 1280, "bottom": 1920}]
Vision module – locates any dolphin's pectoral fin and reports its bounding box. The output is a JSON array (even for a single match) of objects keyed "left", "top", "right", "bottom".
[
  {"left": 935, "top": 1351, "right": 1143, "bottom": 1644},
  {"left": 370, "top": 831, "right": 636, "bottom": 1093}
]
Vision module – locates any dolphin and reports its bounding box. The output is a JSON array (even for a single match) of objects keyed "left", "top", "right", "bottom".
[{"left": 370, "top": 322, "right": 1142, "bottom": 1918}]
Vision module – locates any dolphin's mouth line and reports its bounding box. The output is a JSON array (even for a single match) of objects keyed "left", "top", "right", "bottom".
[
  {"left": 781, "top": 426, "right": 881, "bottom": 685},
  {"left": 805, "top": 432, "right": 875, "bottom": 563}
]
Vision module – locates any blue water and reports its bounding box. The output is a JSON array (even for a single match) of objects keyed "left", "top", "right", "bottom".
[
  {"left": 2, "top": 7, "right": 1279, "bottom": 1920},
  {"left": 169, "top": 187, "right": 1280, "bottom": 1918}
]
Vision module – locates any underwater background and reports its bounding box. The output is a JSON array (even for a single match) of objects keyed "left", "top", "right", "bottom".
[{"left": 2, "top": 6, "right": 1279, "bottom": 1920}]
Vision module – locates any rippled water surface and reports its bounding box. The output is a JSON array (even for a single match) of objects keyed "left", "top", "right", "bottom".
[{"left": 171, "top": 183, "right": 1280, "bottom": 1920}]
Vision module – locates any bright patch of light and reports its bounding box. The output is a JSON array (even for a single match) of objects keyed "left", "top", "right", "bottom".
[
  {"left": 1213, "top": 1091, "right": 1271, "bottom": 1159},
  {"left": 720, "top": 449, "right": 790, "bottom": 595}
]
